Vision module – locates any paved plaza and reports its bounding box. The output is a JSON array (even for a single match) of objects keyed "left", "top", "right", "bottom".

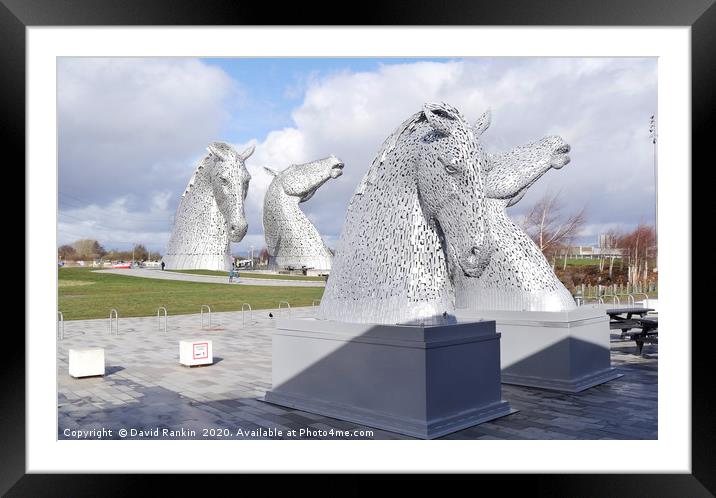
[{"left": 58, "top": 307, "right": 657, "bottom": 440}]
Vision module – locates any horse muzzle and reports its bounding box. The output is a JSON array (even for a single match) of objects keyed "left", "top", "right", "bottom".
[
  {"left": 330, "top": 161, "right": 345, "bottom": 179},
  {"left": 229, "top": 222, "right": 248, "bottom": 242}
]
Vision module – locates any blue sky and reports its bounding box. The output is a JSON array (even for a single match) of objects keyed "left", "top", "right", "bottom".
[
  {"left": 201, "top": 58, "right": 459, "bottom": 143},
  {"left": 57, "top": 57, "right": 657, "bottom": 256}
]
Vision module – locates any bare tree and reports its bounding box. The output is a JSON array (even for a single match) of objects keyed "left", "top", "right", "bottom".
[
  {"left": 58, "top": 244, "right": 76, "bottom": 261},
  {"left": 259, "top": 247, "right": 270, "bottom": 266},
  {"left": 616, "top": 224, "right": 656, "bottom": 286},
  {"left": 521, "top": 191, "right": 587, "bottom": 260},
  {"left": 71, "top": 239, "right": 106, "bottom": 260},
  {"left": 133, "top": 244, "right": 149, "bottom": 261}
]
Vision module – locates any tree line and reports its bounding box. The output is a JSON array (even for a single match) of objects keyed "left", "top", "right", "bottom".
[
  {"left": 519, "top": 191, "right": 657, "bottom": 288},
  {"left": 58, "top": 239, "right": 160, "bottom": 262}
]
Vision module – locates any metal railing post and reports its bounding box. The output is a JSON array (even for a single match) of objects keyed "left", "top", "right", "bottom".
[
  {"left": 58, "top": 311, "right": 64, "bottom": 340},
  {"left": 201, "top": 305, "right": 211, "bottom": 330},
  {"left": 630, "top": 293, "right": 650, "bottom": 308},
  {"left": 279, "top": 301, "right": 291, "bottom": 317},
  {"left": 241, "top": 303, "right": 252, "bottom": 326},
  {"left": 108, "top": 309, "right": 118, "bottom": 336},
  {"left": 157, "top": 307, "right": 167, "bottom": 333},
  {"left": 312, "top": 299, "right": 321, "bottom": 316}
]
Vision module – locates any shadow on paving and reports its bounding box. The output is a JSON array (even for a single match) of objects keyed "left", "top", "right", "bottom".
[
  {"left": 58, "top": 377, "right": 402, "bottom": 440},
  {"left": 57, "top": 343, "right": 657, "bottom": 441}
]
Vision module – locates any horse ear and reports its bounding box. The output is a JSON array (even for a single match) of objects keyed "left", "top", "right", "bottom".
[
  {"left": 207, "top": 142, "right": 227, "bottom": 161},
  {"left": 474, "top": 109, "right": 491, "bottom": 137},
  {"left": 263, "top": 166, "right": 278, "bottom": 177},
  {"left": 239, "top": 144, "right": 255, "bottom": 161},
  {"left": 423, "top": 102, "right": 456, "bottom": 135}
]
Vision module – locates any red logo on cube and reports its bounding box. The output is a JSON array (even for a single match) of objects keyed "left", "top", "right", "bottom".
[{"left": 193, "top": 342, "right": 209, "bottom": 360}]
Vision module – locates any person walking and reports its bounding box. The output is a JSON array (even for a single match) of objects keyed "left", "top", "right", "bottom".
[{"left": 161, "top": 261, "right": 165, "bottom": 271}]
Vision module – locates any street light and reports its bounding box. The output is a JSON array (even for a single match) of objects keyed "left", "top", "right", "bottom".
[{"left": 649, "top": 115, "right": 658, "bottom": 241}]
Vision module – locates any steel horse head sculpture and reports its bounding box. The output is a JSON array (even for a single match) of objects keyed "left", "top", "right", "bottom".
[
  {"left": 319, "top": 102, "right": 493, "bottom": 325},
  {"left": 262, "top": 156, "right": 345, "bottom": 271},
  {"left": 455, "top": 109, "right": 577, "bottom": 312},
  {"left": 163, "top": 141, "right": 253, "bottom": 271}
]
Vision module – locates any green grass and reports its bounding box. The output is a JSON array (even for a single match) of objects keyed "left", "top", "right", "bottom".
[
  {"left": 59, "top": 267, "right": 324, "bottom": 321},
  {"left": 165, "top": 269, "right": 326, "bottom": 281}
]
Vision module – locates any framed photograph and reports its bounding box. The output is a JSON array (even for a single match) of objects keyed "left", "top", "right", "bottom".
[{"left": 7, "top": 0, "right": 709, "bottom": 493}]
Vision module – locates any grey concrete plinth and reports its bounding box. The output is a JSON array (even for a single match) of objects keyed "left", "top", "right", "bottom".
[
  {"left": 455, "top": 307, "right": 622, "bottom": 392},
  {"left": 263, "top": 318, "right": 515, "bottom": 439}
]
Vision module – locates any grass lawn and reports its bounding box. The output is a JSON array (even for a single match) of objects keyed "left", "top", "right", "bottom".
[
  {"left": 166, "top": 269, "right": 326, "bottom": 282},
  {"left": 59, "top": 267, "right": 324, "bottom": 321}
]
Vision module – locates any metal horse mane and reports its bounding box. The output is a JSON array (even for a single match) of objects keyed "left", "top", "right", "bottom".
[
  {"left": 163, "top": 141, "right": 253, "bottom": 271},
  {"left": 319, "top": 102, "right": 492, "bottom": 325}
]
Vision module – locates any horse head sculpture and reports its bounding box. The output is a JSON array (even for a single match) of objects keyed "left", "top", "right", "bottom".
[
  {"left": 262, "top": 155, "right": 344, "bottom": 270},
  {"left": 163, "top": 141, "right": 253, "bottom": 271},
  {"left": 319, "top": 102, "right": 493, "bottom": 325},
  {"left": 455, "top": 110, "right": 577, "bottom": 312}
]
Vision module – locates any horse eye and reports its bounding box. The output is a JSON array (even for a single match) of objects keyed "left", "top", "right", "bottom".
[
  {"left": 438, "top": 156, "right": 458, "bottom": 174},
  {"left": 432, "top": 109, "right": 455, "bottom": 120},
  {"left": 220, "top": 177, "right": 230, "bottom": 185}
]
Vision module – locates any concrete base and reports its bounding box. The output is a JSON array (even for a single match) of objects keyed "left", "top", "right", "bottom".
[
  {"left": 69, "top": 348, "right": 105, "bottom": 378},
  {"left": 179, "top": 339, "right": 213, "bottom": 367},
  {"left": 455, "top": 307, "right": 621, "bottom": 392},
  {"left": 263, "top": 319, "right": 514, "bottom": 439}
]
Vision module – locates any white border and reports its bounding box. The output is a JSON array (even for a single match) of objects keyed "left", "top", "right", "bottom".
[{"left": 27, "top": 27, "right": 691, "bottom": 473}]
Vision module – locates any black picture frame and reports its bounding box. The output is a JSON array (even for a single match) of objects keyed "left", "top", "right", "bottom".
[{"left": 5, "top": 0, "right": 708, "bottom": 494}]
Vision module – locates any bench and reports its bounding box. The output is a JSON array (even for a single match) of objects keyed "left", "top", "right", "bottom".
[
  {"left": 631, "top": 318, "right": 658, "bottom": 354},
  {"left": 606, "top": 309, "right": 657, "bottom": 354}
]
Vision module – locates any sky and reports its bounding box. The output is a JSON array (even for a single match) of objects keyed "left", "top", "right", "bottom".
[{"left": 57, "top": 56, "right": 657, "bottom": 257}]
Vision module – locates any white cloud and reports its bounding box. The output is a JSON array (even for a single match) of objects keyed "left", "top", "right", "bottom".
[
  {"left": 230, "top": 58, "right": 657, "bottom": 254},
  {"left": 58, "top": 57, "right": 236, "bottom": 210},
  {"left": 59, "top": 57, "right": 657, "bottom": 253}
]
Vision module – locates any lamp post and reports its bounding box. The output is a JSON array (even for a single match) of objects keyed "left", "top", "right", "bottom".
[{"left": 649, "top": 115, "right": 658, "bottom": 241}]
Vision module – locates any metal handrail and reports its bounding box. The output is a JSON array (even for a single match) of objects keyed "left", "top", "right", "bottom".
[
  {"left": 615, "top": 294, "right": 635, "bottom": 306},
  {"left": 108, "top": 309, "right": 119, "bottom": 336},
  {"left": 601, "top": 294, "right": 620, "bottom": 305},
  {"left": 58, "top": 311, "right": 64, "bottom": 340},
  {"left": 157, "top": 307, "right": 167, "bottom": 333},
  {"left": 630, "top": 293, "right": 650, "bottom": 308},
  {"left": 241, "top": 303, "right": 252, "bottom": 326},
  {"left": 279, "top": 301, "right": 291, "bottom": 317},
  {"left": 312, "top": 299, "right": 321, "bottom": 315},
  {"left": 201, "top": 305, "right": 211, "bottom": 330}
]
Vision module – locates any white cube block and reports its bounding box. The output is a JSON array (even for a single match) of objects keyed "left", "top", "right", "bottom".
[
  {"left": 179, "top": 339, "right": 213, "bottom": 366},
  {"left": 69, "top": 348, "right": 105, "bottom": 378}
]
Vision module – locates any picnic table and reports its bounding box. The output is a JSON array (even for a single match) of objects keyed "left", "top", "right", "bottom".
[
  {"left": 606, "top": 307, "right": 654, "bottom": 332},
  {"left": 632, "top": 317, "right": 658, "bottom": 354},
  {"left": 606, "top": 308, "right": 657, "bottom": 354}
]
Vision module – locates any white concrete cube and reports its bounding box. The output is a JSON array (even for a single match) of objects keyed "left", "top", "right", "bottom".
[
  {"left": 68, "top": 348, "right": 105, "bottom": 378},
  {"left": 179, "top": 339, "right": 213, "bottom": 366}
]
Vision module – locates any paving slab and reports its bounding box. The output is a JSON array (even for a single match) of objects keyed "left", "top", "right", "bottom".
[{"left": 57, "top": 307, "right": 657, "bottom": 440}]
